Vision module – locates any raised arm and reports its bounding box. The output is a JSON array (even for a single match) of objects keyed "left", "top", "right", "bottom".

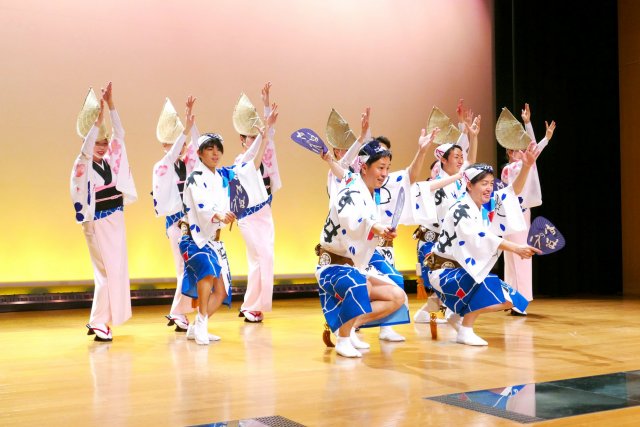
[
  {"left": 465, "top": 115, "right": 480, "bottom": 164},
  {"left": 252, "top": 103, "right": 278, "bottom": 170},
  {"left": 79, "top": 99, "right": 105, "bottom": 159},
  {"left": 427, "top": 172, "right": 463, "bottom": 190},
  {"left": 511, "top": 141, "right": 539, "bottom": 195},
  {"left": 321, "top": 150, "right": 348, "bottom": 180},
  {"left": 165, "top": 96, "right": 196, "bottom": 163},
  {"left": 338, "top": 107, "right": 371, "bottom": 169},
  {"left": 521, "top": 103, "right": 536, "bottom": 142},
  {"left": 407, "top": 128, "right": 439, "bottom": 184},
  {"left": 101, "top": 82, "right": 124, "bottom": 139}
]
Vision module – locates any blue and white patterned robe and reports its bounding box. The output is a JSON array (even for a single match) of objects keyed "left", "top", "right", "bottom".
[
  {"left": 428, "top": 186, "right": 529, "bottom": 315},
  {"left": 180, "top": 160, "right": 267, "bottom": 304},
  {"left": 316, "top": 172, "right": 410, "bottom": 331}
]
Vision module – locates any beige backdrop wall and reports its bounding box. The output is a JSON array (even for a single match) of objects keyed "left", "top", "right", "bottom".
[
  {"left": 619, "top": 0, "right": 640, "bottom": 296},
  {"left": 0, "top": 0, "right": 495, "bottom": 284}
]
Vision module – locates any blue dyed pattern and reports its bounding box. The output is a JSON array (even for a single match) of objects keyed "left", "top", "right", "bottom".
[
  {"left": 317, "top": 265, "right": 371, "bottom": 332},
  {"left": 417, "top": 240, "right": 435, "bottom": 291},
  {"left": 238, "top": 194, "right": 273, "bottom": 220},
  {"left": 93, "top": 205, "right": 123, "bottom": 221},
  {"left": 179, "top": 235, "right": 232, "bottom": 307},
  {"left": 429, "top": 268, "right": 528, "bottom": 315},
  {"left": 362, "top": 249, "right": 410, "bottom": 328},
  {"left": 165, "top": 211, "right": 183, "bottom": 231}
]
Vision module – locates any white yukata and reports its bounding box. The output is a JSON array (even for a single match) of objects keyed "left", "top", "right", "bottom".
[
  {"left": 316, "top": 172, "right": 409, "bottom": 332},
  {"left": 152, "top": 129, "right": 198, "bottom": 317},
  {"left": 428, "top": 186, "right": 530, "bottom": 315},
  {"left": 180, "top": 160, "right": 269, "bottom": 306},
  {"left": 234, "top": 107, "right": 281, "bottom": 314},
  {"left": 416, "top": 168, "right": 468, "bottom": 290},
  {"left": 70, "top": 109, "right": 137, "bottom": 326},
  {"left": 501, "top": 122, "right": 549, "bottom": 301}
]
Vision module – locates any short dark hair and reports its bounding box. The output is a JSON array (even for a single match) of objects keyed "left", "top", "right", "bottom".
[
  {"left": 442, "top": 144, "right": 463, "bottom": 161},
  {"left": 198, "top": 133, "right": 224, "bottom": 154}
]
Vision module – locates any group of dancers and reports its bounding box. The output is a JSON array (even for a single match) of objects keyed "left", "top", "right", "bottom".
[
  {"left": 71, "top": 82, "right": 278, "bottom": 344},
  {"left": 70, "top": 81, "right": 556, "bottom": 356}
]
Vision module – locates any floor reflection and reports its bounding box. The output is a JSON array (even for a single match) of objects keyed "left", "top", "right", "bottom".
[{"left": 427, "top": 370, "right": 640, "bottom": 423}]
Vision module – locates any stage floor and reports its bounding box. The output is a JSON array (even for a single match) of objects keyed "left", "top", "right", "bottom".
[{"left": 1, "top": 296, "right": 640, "bottom": 426}]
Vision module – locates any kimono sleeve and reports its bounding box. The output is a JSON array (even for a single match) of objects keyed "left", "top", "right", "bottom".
[
  {"left": 335, "top": 175, "right": 378, "bottom": 267},
  {"left": 151, "top": 134, "right": 186, "bottom": 216},
  {"left": 500, "top": 160, "right": 542, "bottom": 209},
  {"left": 488, "top": 186, "right": 527, "bottom": 236},
  {"left": 107, "top": 109, "right": 137, "bottom": 204},
  {"left": 456, "top": 128, "right": 470, "bottom": 159},
  {"left": 183, "top": 171, "right": 225, "bottom": 248},
  {"left": 445, "top": 203, "right": 503, "bottom": 283},
  {"left": 410, "top": 181, "right": 438, "bottom": 226},
  {"left": 70, "top": 126, "right": 98, "bottom": 223},
  {"left": 379, "top": 170, "right": 414, "bottom": 226},
  {"left": 184, "top": 124, "right": 199, "bottom": 174}
]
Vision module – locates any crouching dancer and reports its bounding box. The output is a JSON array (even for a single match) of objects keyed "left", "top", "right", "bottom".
[
  {"left": 427, "top": 142, "right": 542, "bottom": 346},
  {"left": 316, "top": 138, "right": 408, "bottom": 358}
]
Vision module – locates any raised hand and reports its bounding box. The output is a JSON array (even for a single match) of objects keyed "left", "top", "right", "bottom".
[
  {"left": 464, "top": 108, "right": 475, "bottom": 131},
  {"left": 95, "top": 99, "right": 105, "bottom": 127},
  {"left": 266, "top": 102, "right": 278, "bottom": 128},
  {"left": 419, "top": 127, "right": 439, "bottom": 152},
  {"left": 521, "top": 141, "right": 540, "bottom": 167},
  {"left": 101, "top": 82, "right": 114, "bottom": 110},
  {"left": 261, "top": 81, "right": 272, "bottom": 107},
  {"left": 521, "top": 103, "right": 531, "bottom": 124},
  {"left": 545, "top": 120, "right": 556, "bottom": 141},
  {"left": 184, "top": 95, "right": 196, "bottom": 134},
  {"left": 456, "top": 98, "right": 466, "bottom": 123},
  {"left": 467, "top": 115, "right": 481, "bottom": 138},
  {"left": 360, "top": 107, "right": 371, "bottom": 138}
]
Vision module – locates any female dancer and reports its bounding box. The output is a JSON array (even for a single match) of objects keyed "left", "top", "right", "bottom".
[
  {"left": 71, "top": 82, "right": 137, "bottom": 341},
  {"left": 427, "top": 142, "right": 542, "bottom": 346},
  {"left": 180, "top": 106, "right": 277, "bottom": 344},
  {"left": 152, "top": 96, "right": 198, "bottom": 331}
]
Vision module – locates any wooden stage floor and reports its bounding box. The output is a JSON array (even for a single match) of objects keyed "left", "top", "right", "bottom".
[{"left": 1, "top": 296, "right": 640, "bottom": 426}]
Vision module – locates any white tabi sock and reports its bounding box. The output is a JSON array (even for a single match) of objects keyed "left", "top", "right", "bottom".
[
  {"left": 336, "top": 336, "right": 362, "bottom": 358},
  {"left": 350, "top": 328, "right": 370, "bottom": 349}
]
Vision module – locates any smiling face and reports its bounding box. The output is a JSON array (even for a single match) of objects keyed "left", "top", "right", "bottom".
[
  {"left": 360, "top": 156, "right": 391, "bottom": 193},
  {"left": 93, "top": 139, "right": 109, "bottom": 162},
  {"left": 467, "top": 172, "right": 495, "bottom": 207},
  {"left": 441, "top": 147, "right": 464, "bottom": 175},
  {"left": 198, "top": 145, "right": 223, "bottom": 171}
]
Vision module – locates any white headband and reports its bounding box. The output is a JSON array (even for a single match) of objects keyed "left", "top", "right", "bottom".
[
  {"left": 434, "top": 143, "right": 454, "bottom": 161},
  {"left": 462, "top": 164, "right": 493, "bottom": 184},
  {"left": 196, "top": 133, "right": 224, "bottom": 149}
]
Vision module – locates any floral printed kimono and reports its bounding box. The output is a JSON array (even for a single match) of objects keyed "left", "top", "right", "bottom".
[
  {"left": 152, "top": 128, "right": 198, "bottom": 315},
  {"left": 70, "top": 109, "right": 137, "bottom": 326},
  {"left": 501, "top": 122, "right": 549, "bottom": 301}
]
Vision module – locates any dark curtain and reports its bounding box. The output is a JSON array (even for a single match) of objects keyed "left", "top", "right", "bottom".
[{"left": 494, "top": 0, "right": 621, "bottom": 296}]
